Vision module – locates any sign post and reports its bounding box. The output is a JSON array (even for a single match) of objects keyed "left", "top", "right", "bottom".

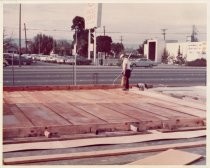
[{"left": 84, "top": 3, "right": 102, "bottom": 65}]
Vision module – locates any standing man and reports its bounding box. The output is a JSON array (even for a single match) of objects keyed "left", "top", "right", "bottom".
[{"left": 120, "top": 54, "right": 131, "bottom": 91}]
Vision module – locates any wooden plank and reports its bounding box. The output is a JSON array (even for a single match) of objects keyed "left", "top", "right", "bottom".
[
  {"left": 73, "top": 103, "right": 137, "bottom": 123},
  {"left": 52, "top": 90, "right": 91, "bottom": 103},
  {"left": 27, "top": 91, "right": 56, "bottom": 103},
  {"left": 133, "top": 89, "right": 205, "bottom": 111},
  {"left": 128, "top": 149, "right": 202, "bottom": 165},
  {"left": 10, "top": 105, "right": 34, "bottom": 127},
  {"left": 149, "top": 101, "right": 206, "bottom": 118},
  {"left": 4, "top": 97, "right": 32, "bottom": 104},
  {"left": 3, "top": 130, "right": 206, "bottom": 153},
  {"left": 96, "top": 90, "right": 140, "bottom": 103},
  {"left": 128, "top": 102, "right": 196, "bottom": 119},
  {"left": 18, "top": 104, "right": 71, "bottom": 126},
  {"left": 18, "top": 91, "right": 40, "bottom": 103},
  {"left": 3, "top": 103, "right": 13, "bottom": 115},
  {"left": 42, "top": 91, "right": 77, "bottom": 103},
  {"left": 4, "top": 91, "right": 23, "bottom": 98},
  {"left": 3, "top": 105, "right": 34, "bottom": 128},
  {"left": 3, "top": 115, "right": 22, "bottom": 128},
  {"left": 3, "top": 140, "right": 205, "bottom": 165},
  {"left": 44, "top": 102, "right": 106, "bottom": 125},
  {"left": 3, "top": 122, "right": 129, "bottom": 139},
  {"left": 100, "top": 103, "right": 168, "bottom": 121}
]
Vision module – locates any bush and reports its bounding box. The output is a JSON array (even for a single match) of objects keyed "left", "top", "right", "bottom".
[{"left": 186, "top": 58, "right": 206, "bottom": 67}]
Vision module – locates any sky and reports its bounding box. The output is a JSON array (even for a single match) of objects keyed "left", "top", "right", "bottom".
[{"left": 3, "top": 2, "right": 207, "bottom": 48}]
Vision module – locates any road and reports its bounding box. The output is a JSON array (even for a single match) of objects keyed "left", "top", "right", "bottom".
[{"left": 3, "top": 62, "right": 206, "bottom": 86}]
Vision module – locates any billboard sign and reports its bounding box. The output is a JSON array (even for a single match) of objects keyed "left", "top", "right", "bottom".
[{"left": 84, "top": 3, "right": 102, "bottom": 29}]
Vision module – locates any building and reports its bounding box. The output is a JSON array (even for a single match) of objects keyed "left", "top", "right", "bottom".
[{"left": 144, "top": 39, "right": 206, "bottom": 63}]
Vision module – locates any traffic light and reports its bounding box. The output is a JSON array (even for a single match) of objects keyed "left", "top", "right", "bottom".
[{"left": 90, "top": 28, "right": 94, "bottom": 43}]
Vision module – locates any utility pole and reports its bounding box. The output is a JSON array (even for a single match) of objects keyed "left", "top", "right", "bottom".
[
  {"left": 120, "top": 35, "right": 123, "bottom": 44},
  {"left": 19, "top": 4, "right": 21, "bottom": 67},
  {"left": 103, "top": 26, "right": 105, "bottom": 36},
  {"left": 24, "top": 23, "right": 27, "bottom": 54},
  {"left": 191, "top": 25, "right": 198, "bottom": 42},
  {"left": 161, "top": 29, "right": 167, "bottom": 40}
]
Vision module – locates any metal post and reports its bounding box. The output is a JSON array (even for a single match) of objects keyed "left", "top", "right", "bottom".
[
  {"left": 24, "top": 23, "right": 27, "bottom": 54},
  {"left": 19, "top": 4, "right": 21, "bottom": 67},
  {"left": 12, "top": 52, "right": 14, "bottom": 85},
  {"left": 93, "top": 28, "right": 96, "bottom": 65},
  {"left": 88, "top": 29, "right": 91, "bottom": 60},
  {"left": 74, "top": 27, "right": 78, "bottom": 85}
]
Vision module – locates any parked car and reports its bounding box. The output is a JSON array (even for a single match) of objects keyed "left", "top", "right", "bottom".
[
  {"left": 76, "top": 56, "right": 92, "bottom": 65},
  {"left": 56, "top": 56, "right": 66, "bottom": 64},
  {"left": 4, "top": 53, "right": 32, "bottom": 65},
  {"left": 39, "top": 55, "right": 48, "bottom": 62},
  {"left": 130, "top": 58, "right": 158, "bottom": 67},
  {"left": 65, "top": 56, "right": 75, "bottom": 64},
  {"left": 46, "top": 56, "right": 57, "bottom": 63}
]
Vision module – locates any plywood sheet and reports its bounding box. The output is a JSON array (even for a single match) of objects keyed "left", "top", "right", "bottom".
[
  {"left": 134, "top": 89, "right": 205, "bottom": 111},
  {"left": 10, "top": 105, "right": 34, "bottom": 127},
  {"left": 128, "top": 149, "right": 202, "bottom": 165},
  {"left": 3, "top": 130, "right": 206, "bottom": 153},
  {"left": 3, "top": 140, "right": 205, "bottom": 165},
  {"left": 150, "top": 101, "right": 206, "bottom": 118},
  {"left": 44, "top": 102, "right": 106, "bottom": 124},
  {"left": 3, "top": 115, "right": 22, "bottom": 128},
  {"left": 128, "top": 102, "right": 196, "bottom": 119},
  {"left": 73, "top": 103, "right": 136, "bottom": 123},
  {"left": 18, "top": 104, "right": 71, "bottom": 126},
  {"left": 100, "top": 103, "right": 168, "bottom": 121}
]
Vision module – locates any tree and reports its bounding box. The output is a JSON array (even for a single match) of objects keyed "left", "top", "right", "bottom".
[
  {"left": 162, "top": 48, "right": 170, "bottom": 64},
  {"left": 175, "top": 45, "right": 186, "bottom": 65},
  {"left": 28, "top": 33, "right": 54, "bottom": 55},
  {"left": 71, "top": 16, "right": 88, "bottom": 56},
  {"left": 71, "top": 16, "right": 99, "bottom": 57},
  {"left": 54, "top": 40, "right": 72, "bottom": 56},
  {"left": 137, "top": 39, "right": 148, "bottom": 55},
  {"left": 3, "top": 29, "right": 18, "bottom": 53},
  {"left": 111, "top": 43, "right": 124, "bottom": 57},
  {"left": 96, "top": 36, "right": 112, "bottom": 57}
]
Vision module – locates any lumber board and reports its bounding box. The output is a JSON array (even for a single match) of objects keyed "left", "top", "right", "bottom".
[
  {"left": 10, "top": 105, "right": 34, "bottom": 127},
  {"left": 3, "top": 130, "right": 206, "bottom": 153},
  {"left": 5, "top": 91, "right": 23, "bottom": 98},
  {"left": 44, "top": 102, "right": 106, "bottom": 124},
  {"left": 133, "top": 89, "right": 205, "bottom": 111},
  {"left": 3, "top": 103, "right": 13, "bottom": 115},
  {"left": 149, "top": 101, "right": 206, "bottom": 118},
  {"left": 27, "top": 91, "right": 56, "bottom": 103},
  {"left": 4, "top": 97, "right": 32, "bottom": 104},
  {"left": 128, "top": 149, "right": 202, "bottom": 165},
  {"left": 44, "top": 91, "right": 80, "bottom": 103},
  {"left": 100, "top": 103, "right": 168, "bottom": 121},
  {"left": 127, "top": 102, "right": 193, "bottom": 119},
  {"left": 73, "top": 103, "right": 136, "bottom": 123},
  {"left": 18, "top": 104, "right": 71, "bottom": 126},
  {"left": 53, "top": 90, "right": 92, "bottom": 103},
  {"left": 3, "top": 140, "right": 205, "bottom": 165},
  {"left": 3, "top": 115, "right": 23, "bottom": 128}
]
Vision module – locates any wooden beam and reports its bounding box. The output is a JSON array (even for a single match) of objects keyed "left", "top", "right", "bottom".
[
  {"left": 128, "top": 149, "right": 203, "bottom": 165},
  {"left": 3, "top": 140, "right": 205, "bottom": 165},
  {"left": 3, "top": 130, "right": 206, "bottom": 153}
]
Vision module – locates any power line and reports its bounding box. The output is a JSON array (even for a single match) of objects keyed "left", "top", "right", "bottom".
[{"left": 4, "top": 26, "right": 207, "bottom": 35}]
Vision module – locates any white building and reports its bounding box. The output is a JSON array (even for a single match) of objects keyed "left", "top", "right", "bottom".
[{"left": 144, "top": 39, "right": 206, "bottom": 63}]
